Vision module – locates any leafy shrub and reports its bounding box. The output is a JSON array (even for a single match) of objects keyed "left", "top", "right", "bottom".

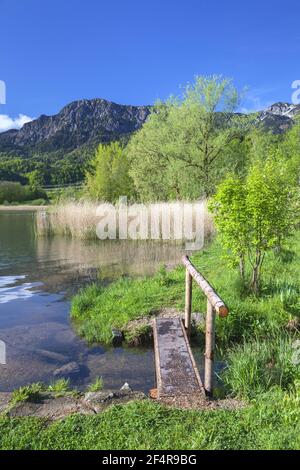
[
  {"left": 0, "top": 181, "right": 47, "bottom": 204},
  {"left": 11, "top": 383, "right": 46, "bottom": 404},
  {"left": 48, "top": 379, "right": 71, "bottom": 396},
  {"left": 210, "top": 158, "right": 298, "bottom": 293}
]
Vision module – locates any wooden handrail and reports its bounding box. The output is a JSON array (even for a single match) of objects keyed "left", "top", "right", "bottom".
[
  {"left": 182, "top": 255, "right": 229, "bottom": 317},
  {"left": 182, "top": 255, "right": 229, "bottom": 397}
]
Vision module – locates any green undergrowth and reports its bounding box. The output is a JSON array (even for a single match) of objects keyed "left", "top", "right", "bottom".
[
  {"left": 0, "top": 389, "right": 299, "bottom": 450},
  {"left": 11, "top": 379, "right": 74, "bottom": 405},
  {"left": 87, "top": 376, "right": 104, "bottom": 392},
  {"left": 71, "top": 231, "right": 300, "bottom": 346},
  {"left": 222, "top": 334, "right": 300, "bottom": 399}
]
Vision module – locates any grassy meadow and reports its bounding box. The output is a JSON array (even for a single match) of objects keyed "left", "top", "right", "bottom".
[
  {"left": 71, "top": 231, "right": 300, "bottom": 348},
  {"left": 1, "top": 390, "right": 299, "bottom": 450}
]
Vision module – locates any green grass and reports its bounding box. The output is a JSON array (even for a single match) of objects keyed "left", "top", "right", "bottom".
[
  {"left": 0, "top": 390, "right": 299, "bottom": 450},
  {"left": 11, "top": 383, "right": 46, "bottom": 405},
  {"left": 2, "top": 233, "right": 300, "bottom": 450},
  {"left": 222, "top": 334, "right": 300, "bottom": 399},
  {"left": 11, "top": 379, "right": 74, "bottom": 404},
  {"left": 87, "top": 377, "right": 104, "bottom": 392},
  {"left": 47, "top": 379, "right": 71, "bottom": 396},
  {"left": 71, "top": 231, "right": 300, "bottom": 345}
]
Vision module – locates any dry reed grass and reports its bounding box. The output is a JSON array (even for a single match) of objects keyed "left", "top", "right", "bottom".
[{"left": 36, "top": 200, "right": 215, "bottom": 243}]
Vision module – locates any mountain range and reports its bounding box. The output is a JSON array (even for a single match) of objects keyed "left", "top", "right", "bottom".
[
  {"left": 0, "top": 99, "right": 299, "bottom": 159},
  {"left": 0, "top": 99, "right": 150, "bottom": 156}
]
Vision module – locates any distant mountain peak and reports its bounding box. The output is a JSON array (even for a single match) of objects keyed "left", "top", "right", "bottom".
[
  {"left": 0, "top": 99, "right": 299, "bottom": 158},
  {"left": 0, "top": 98, "right": 150, "bottom": 154},
  {"left": 264, "top": 102, "right": 299, "bottom": 118}
]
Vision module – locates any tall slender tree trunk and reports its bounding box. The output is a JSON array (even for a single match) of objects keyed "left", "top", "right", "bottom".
[
  {"left": 203, "top": 147, "right": 210, "bottom": 198},
  {"left": 239, "top": 255, "right": 245, "bottom": 284},
  {"left": 250, "top": 249, "right": 264, "bottom": 295}
]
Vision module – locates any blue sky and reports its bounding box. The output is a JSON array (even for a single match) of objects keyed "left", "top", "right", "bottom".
[{"left": 0, "top": 0, "right": 299, "bottom": 130}]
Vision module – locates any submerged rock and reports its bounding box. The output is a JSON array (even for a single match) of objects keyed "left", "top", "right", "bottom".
[
  {"left": 53, "top": 361, "right": 81, "bottom": 378},
  {"left": 35, "top": 348, "right": 68, "bottom": 364}
]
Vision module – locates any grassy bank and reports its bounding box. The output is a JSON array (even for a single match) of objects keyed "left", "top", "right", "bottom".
[
  {"left": 0, "top": 204, "right": 48, "bottom": 211},
  {"left": 71, "top": 231, "right": 300, "bottom": 346},
  {"left": 0, "top": 389, "right": 299, "bottom": 450},
  {"left": 2, "top": 223, "right": 300, "bottom": 451}
]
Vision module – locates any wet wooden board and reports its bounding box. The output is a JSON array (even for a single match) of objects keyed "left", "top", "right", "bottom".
[{"left": 153, "top": 317, "right": 204, "bottom": 398}]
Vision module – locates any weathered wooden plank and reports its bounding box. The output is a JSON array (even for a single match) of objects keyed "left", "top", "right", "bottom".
[
  {"left": 153, "top": 317, "right": 204, "bottom": 398},
  {"left": 182, "top": 256, "right": 229, "bottom": 317}
]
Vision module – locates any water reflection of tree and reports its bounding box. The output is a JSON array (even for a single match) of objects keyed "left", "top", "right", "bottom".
[{"left": 35, "top": 236, "right": 185, "bottom": 295}]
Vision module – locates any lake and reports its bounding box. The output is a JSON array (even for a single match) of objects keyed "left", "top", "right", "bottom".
[{"left": 0, "top": 210, "right": 187, "bottom": 392}]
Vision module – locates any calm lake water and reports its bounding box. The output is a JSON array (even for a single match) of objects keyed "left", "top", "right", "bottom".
[{"left": 0, "top": 210, "right": 187, "bottom": 392}]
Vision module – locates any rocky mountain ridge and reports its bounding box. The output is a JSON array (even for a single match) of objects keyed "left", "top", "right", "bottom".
[
  {"left": 0, "top": 99, "right": 299, "bottom": 157},
  {"left": 0, "top": 99, "right": 150, "bottom": 155}
]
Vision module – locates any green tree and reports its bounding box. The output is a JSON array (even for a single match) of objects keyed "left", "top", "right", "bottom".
[
  {"left": 85, "top": 142, "right": 134, "bottom": 201},
  {"left": 27, "top": 169, "right": 45, "bottom": 192},
  {"left": 208, "top": 175, "right": 249, "bottom": 282},
  {"left": 210, "top": 158, "right": 297, "bottom": 294},
  {"left": 127, "top": 75, "right": 249, "bottom": 201},
  {"left": 279, "top": 117, "right": 300, "bottom": 185}
]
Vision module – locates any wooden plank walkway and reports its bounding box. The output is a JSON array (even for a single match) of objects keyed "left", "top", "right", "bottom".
[{"left": 153, "top": 317, "right": 205, "bottom": 398}]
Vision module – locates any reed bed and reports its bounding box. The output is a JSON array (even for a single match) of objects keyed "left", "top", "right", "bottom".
[
  {"left": 36, "top": 201, "right": 105, "bottom": 239},
  {"left": 36, "top": 200, "right": 215, "bottom": 243}
]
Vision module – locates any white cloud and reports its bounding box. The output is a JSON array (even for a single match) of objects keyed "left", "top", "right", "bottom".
[
  {"left": 240, "top": 95, "right": 273, "bottom": 114},
  {"left": 239, "top": 86, "right": 279, "bottom": 114},
  {"left": 0, "top": 114, "right": 34, "bottom": 132}
]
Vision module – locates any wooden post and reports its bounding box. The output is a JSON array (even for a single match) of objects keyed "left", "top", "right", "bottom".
[
  {"left": 184, "top": 269, "right": 192, "bottom": 337},
  {"left": 182, "top": 256, "right": 229, "bottom": 317},
  {"left": 204, "top": 299, "right": 215, "bottom": 397},
  {"left": 181, "top": 256, "right": 229, "bottom": 399}
]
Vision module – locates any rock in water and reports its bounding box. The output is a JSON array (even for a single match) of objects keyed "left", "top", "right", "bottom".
[
  {"left": 53, "top": 361, "right": 81, "bottom": 378},
  {"left": 111, "top": 329, "right": 123, "bottom": 346}
]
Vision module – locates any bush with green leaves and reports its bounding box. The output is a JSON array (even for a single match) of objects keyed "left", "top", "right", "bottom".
[
  {"left": 0, "top": 181, "right": 47, "bottom": 204},
  {"left": 210, "top": 158, "right": 297, "bottom": 294}
]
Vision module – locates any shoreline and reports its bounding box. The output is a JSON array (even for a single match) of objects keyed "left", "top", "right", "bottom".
[{"left": 0, "top": 205, "right": 49, "bottom": 211}]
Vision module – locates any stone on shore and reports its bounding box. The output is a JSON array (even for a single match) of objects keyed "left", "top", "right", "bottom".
[
  {"left": 6, "top": 393, "right": 90, "bottom": 420},
  {"left": 83, "top": 389, "right": 146, "bottom": 413},
  {"left": 0, "top": 388, "right": 146, "bottom": 420},
  {"left": 120, "top": 382, "right": 132, "bottom": 392}
]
